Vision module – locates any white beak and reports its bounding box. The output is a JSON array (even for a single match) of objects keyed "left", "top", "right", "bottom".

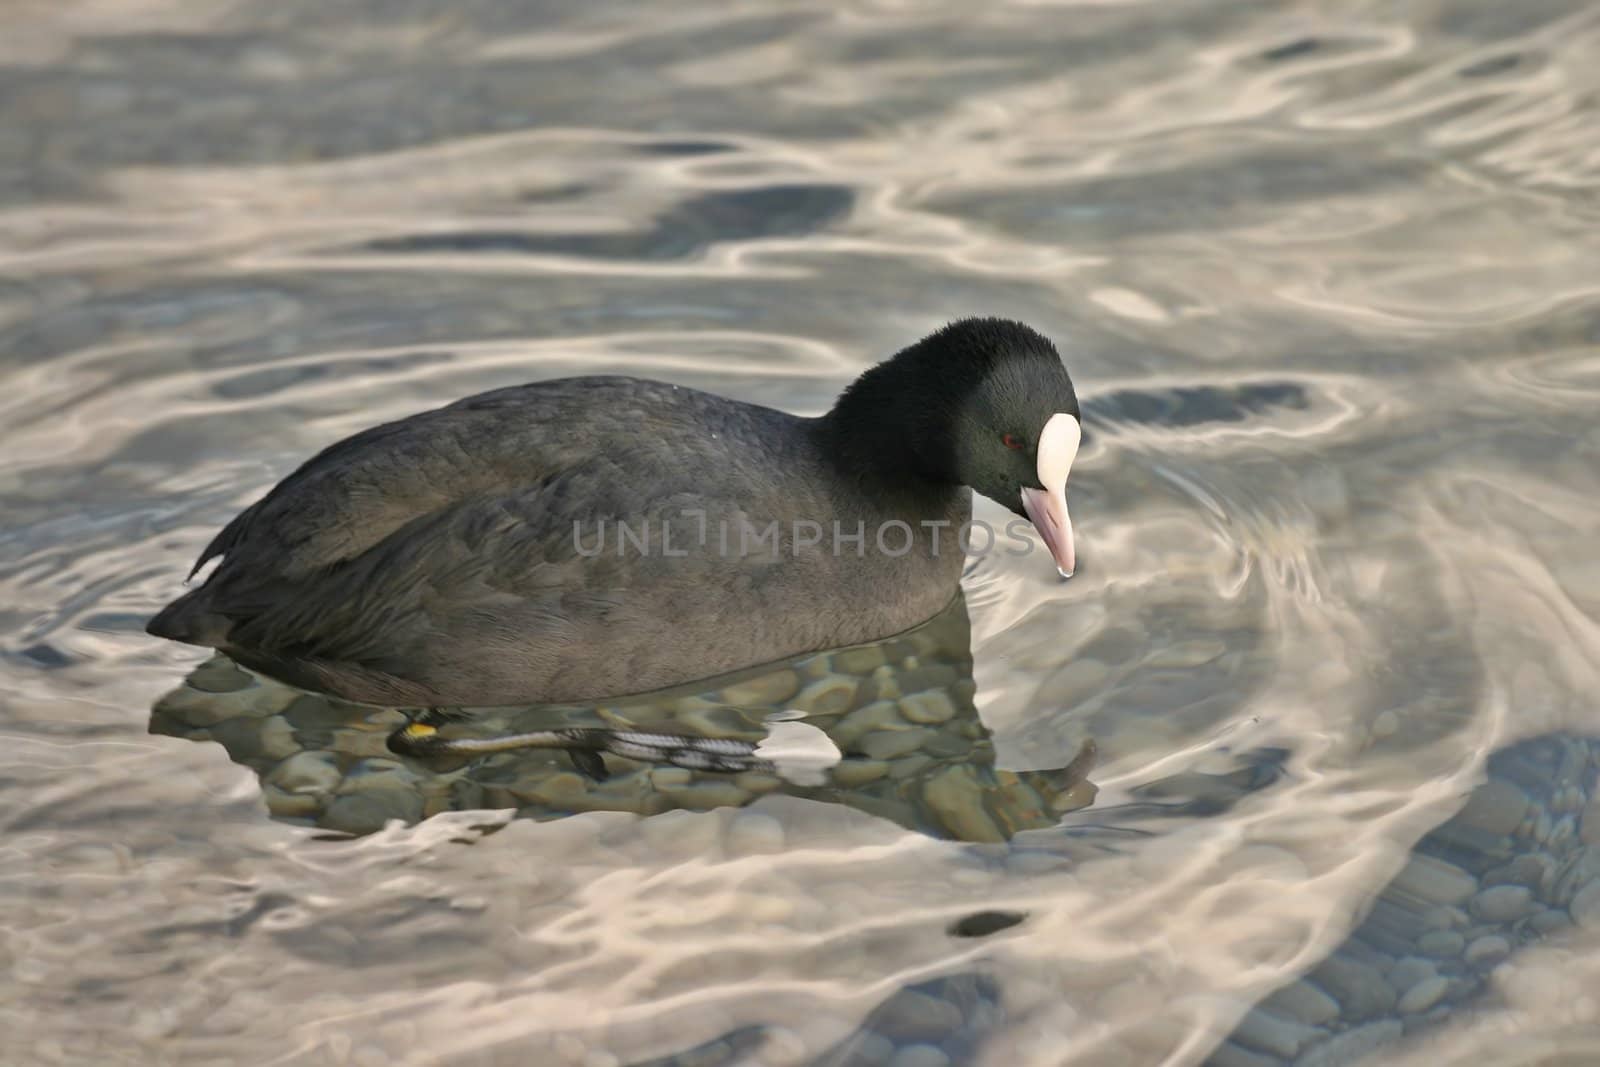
[{"left": 1019, "top": 412, "right": 1080, "bottom": 578}]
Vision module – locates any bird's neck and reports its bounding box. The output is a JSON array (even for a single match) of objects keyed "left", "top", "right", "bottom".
[{"left": 814, "top": 360, "right": 960, "bottom": 501}]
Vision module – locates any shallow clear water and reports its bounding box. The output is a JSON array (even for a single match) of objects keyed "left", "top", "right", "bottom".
[{"left": 5, "top": 1, "right": 1600, "bottom": 1064}]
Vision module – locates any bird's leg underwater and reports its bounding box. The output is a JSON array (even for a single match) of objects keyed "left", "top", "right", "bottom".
[{"left": 385, "top": 710, "right": 775, "bottom": 782}]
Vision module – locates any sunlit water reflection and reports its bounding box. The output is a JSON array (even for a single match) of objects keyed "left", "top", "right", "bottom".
[{"left": 4, "top": 1, "right": 1600, "bottom": 1064}]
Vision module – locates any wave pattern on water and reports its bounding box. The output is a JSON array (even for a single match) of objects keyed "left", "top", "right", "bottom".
[{"left": 4, "top": 1, "right": 1600, "bottom": 1064}]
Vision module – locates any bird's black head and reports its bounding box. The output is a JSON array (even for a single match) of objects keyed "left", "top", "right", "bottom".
[{"left": 825, "top": 317, "right": 1083, "bottom": 575}]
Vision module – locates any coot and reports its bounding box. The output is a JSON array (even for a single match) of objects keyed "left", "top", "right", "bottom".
[{"left": 148, "top": 318, "right": 1082, "bottom": 707}]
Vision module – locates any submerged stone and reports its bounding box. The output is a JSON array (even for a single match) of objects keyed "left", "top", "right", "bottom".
[
  {"left": 1310, "top": 955, "right": 1397, "bottom": 1020},
  {"left": 1397, "top": 975, "right": 1450, "bottom": 1015},
  {"left": 1470, "top": 884, "right": 1533, "bottom": 923},
  {"left": 1231, "top": 1007, "right": 1322, "bottom": 1058},
  {"left": 1457, "top": 779, "right": 1530, "bottom": 836},
  {"left": 1391, "top": 854, "right": 1477, "bottom": 905},
  {"left": 898, "top": 691, "right": 956, "bottom": 724},
  {"left": 265, "top": 751, "right": 341, "bottom": 795},
  {"left": 1261, "top": 981, "right": 1340, "bottom": 1026}
]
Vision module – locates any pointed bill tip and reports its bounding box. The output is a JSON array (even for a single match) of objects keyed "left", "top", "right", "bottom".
[{"left": 1020, "top": 484, "right": 1076, "bottom": 579}]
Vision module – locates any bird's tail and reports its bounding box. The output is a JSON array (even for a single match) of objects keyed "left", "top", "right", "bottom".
[{"left": 145, "top": 588, "right": 232, "bottom": 647}]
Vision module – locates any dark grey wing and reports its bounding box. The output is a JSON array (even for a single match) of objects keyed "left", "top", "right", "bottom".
[
  {"left": 219, "top": 487, "right": 600, "bottom": 669},
  {"left": 182, "top": 375, "right": 761, "bottom": 583},
  {"left": 172, "top": 412, "right": 623, "bottom": 623},
  {"left": 185, "top": 417, "right": 408, "bottom": 579},
  {"left": 186, "top": 388, "right": 604, "bottom": 582}
]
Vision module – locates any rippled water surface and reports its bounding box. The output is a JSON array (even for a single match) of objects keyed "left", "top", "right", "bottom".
[{"left": 6, "top": 2, "right": 1600, "bottom": 1064}]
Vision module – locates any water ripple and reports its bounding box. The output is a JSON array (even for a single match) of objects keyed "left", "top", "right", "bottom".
[{"left": 4, "top": 1, "right": 1600, "bottom": 1065}]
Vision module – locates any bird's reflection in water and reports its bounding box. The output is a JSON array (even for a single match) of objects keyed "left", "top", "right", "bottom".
[{"left": 149, "top": 594, "right": 1098, "bottom": 842}]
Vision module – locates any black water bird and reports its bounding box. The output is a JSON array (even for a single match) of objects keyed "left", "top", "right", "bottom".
[{"left": 148, "top": 318, "right": 1083, "bottom": 708}]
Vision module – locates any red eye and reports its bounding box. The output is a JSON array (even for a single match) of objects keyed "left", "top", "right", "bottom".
[{"left": 1001, "top": 433, "right": 1025, "bottom": 451}]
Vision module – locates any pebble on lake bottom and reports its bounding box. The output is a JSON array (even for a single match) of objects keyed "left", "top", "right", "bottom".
[
  {"left": 1463, "top": 935, "right": 1510, "bottom": 965},
  {"left": 1470, "top": 884, "right": 1533, "bottom": 923},
  {"left": 1396, "top": 975, "right": 1450, "bottom": 1015},
  {"left": 1569, "top": 879, "right": 1600, "bottom": 929},
  {"left": 1416, "top": 928, "right": 1465, "bottom": 957},
  {"left": 264, "top": 751, "right": 341, "bottom": 795},
  {"left": 1260, "top": 981, "right": 1341, "bottom": 1027}
]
